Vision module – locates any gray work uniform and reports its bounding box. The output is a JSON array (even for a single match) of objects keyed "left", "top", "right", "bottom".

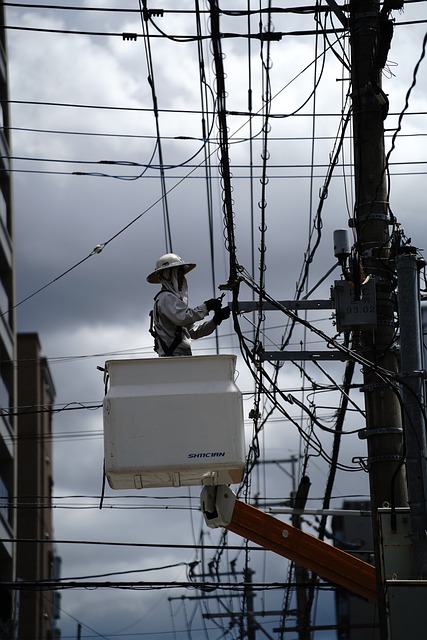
[{"left": 153, "top": 289, "right": 216, "bottom": 356}]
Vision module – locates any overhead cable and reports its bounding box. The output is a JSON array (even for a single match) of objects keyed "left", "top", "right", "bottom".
[{"left": 138, "top": 0, "right": 173, "bottom": 252}]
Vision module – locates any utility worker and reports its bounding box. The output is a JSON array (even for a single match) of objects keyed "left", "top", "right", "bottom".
[{"left": 147, "top": 253, "right": 230, "bottom": 357}]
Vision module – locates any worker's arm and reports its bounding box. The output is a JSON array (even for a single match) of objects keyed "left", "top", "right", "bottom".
[
  {"left": 189, "top": 318, "right": 217, "bottom": 340},
  {"left": 157, "top": 291, "right": 208, "bottom": 327}
]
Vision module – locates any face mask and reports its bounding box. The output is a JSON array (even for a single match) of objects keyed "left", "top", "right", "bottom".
[{"left": 159, "top": 268, "right": 188, "bottom": 303}]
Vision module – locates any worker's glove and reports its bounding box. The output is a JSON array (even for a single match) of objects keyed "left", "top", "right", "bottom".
[
  {"left": 214, "top": 306, "right": 231, "bottom": 326},
  {"left": 204, "top": 297, "right": 222, "bottom": 314}
]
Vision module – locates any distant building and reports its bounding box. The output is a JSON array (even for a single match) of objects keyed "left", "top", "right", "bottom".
[
  {"left": 333, "top": 500, "right": 379, "bottom": 639},
  {"left": 16, "top": 333, "right": 61, "bottom": 639},
  {"left": 0, "top": 0, "right": 17, "bottom": 636}
]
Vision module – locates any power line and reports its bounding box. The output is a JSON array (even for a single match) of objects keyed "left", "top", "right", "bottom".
[
  {"left": 8, "top": 125, "right": 427, "bottom": 142},
  {"left": 3, "top": 0, "right": 425, "bottom": 13},
  {"left": 5, "top": 20, "right": 427, "bottom": 39},
  {"left": 7, "top": 154, "right": 427, "bottom": 172},
  {"left": 7, "top": 98, "right": 427, "bottom": 118},
  {"left": 1, "top": 537, "right": 269, "bottom": 551},
  {"left": 4, "top": 2, "right": 205, "bottom": 12},
  {"left": 2, "top": 578, "right": 316, "bottom": 592}
]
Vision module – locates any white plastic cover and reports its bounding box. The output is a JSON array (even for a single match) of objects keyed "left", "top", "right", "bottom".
[{"left": 103, "top": 355, "right": 246, "bottom": 489}]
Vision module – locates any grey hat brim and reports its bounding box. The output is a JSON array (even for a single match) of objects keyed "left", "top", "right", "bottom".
[{"left": 146, "top": 262, "right": 196, "bottom": 284}]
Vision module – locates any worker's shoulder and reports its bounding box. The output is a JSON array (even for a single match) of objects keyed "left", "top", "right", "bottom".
[{"left": 155, "top": 289, "right": 178, "bottom": 304}]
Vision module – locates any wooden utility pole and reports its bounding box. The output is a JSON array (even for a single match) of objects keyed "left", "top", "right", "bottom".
[{"left": 349, "top": 0, "right": 407, "bottom": 635}]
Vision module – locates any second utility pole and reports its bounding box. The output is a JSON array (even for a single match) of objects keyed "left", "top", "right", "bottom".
[{"left": 349, "top": 0, "right": 407, "bottom": 636}]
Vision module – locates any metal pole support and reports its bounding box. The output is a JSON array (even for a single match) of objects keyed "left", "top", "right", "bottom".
[{"left": 396, "top": 247, "right": 427, "bottom": 578}]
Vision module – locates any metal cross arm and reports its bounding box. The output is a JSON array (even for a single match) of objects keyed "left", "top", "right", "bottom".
[
  {"left": 201, "top": 486, "right": 377, "bottom": 603},
  {"left": 261, "top": 350, "right": 348, "bottom": 362},
  {"left": 231, "top": 299, "right": 333, "bottom": 313}
]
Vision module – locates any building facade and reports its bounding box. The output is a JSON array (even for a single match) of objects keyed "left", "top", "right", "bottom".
[
  {"left": 16, "top": 333, "right": 60, "bottom": 639},
  {"left": 0, "top": 0, "right": 17, "bottom": 636},
  {"left": 333, "top": 500, "right": 379, "bottom": 639}
]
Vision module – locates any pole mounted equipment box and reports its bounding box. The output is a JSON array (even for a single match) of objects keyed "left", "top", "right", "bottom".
[
  {"left": 103, "top": 355, "right": 245, "bottom": 490},
  {"left": 332, "top": 277, "right": 377, "bottom": 333}
]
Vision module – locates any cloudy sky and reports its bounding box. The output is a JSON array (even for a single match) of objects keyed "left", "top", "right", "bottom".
[{"left": 5, "top": 1, "right": 427, "bottom": 638}]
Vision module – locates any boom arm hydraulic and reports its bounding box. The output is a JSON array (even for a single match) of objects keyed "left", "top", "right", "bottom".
[{"left": 201, "top": 485, "right": 377, "bottom": 603}]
